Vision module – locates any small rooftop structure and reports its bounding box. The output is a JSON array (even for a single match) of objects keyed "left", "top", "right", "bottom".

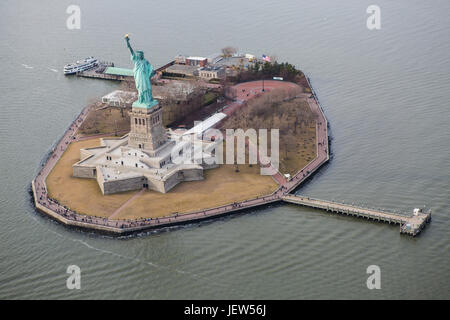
[
  {"left": 187, "top": 56, "right": 206, "bottom": 61},
  {"left": 201, "top": 65, "right": 224, "bottom": 71},
  {"left": 174, "top": 54, "right": 187, "bottom": 64},
  {"left": 186, "top": 56, "right": 207, "bottom": 67},
  {"left": 213, "top": 56, "right": 253, "bottom": 69},
  {"left": 163, "top": 64, "right": 199, "bottom": 78},
  {"left": 198, "top": 65, "right": 226, "bottom": 80},
  {"left": 245, "top": 53, "right": 255, "bottom": 60}
]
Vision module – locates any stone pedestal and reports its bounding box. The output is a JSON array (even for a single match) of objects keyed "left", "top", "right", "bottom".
[{"left": 128, "top": 101, "right": 167, "bottom": 153}]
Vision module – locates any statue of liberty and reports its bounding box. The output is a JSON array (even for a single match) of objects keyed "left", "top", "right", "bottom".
[{"left": 125, "top": 34, "right": 157, "bottom": 108}]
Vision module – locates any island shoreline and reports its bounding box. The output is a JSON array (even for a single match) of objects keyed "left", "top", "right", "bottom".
[{"left": 31, "top": 76, "right": 330, "bottom": 236}]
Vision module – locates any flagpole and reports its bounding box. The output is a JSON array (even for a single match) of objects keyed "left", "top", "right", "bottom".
[{"left": 261, "top": 54, "right": 268, "bottom": 92}]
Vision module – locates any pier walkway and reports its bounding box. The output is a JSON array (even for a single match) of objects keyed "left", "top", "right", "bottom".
[
  {"left": 282, "top": 195, "right": 431, "bottom": 236},
  {"left": 77, "top": 61, "right": 175, "bottom": 81}
]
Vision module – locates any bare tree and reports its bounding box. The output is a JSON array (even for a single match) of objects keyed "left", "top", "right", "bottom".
[
  {"left": 221, "top": 46, "right": 237, "bottom": 57},
  {"left": 120, "top": 79, "right": 137, "bottom": 92}
]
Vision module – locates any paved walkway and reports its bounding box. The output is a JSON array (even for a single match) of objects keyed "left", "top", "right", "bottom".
[
  {"left": 31, "top": 79, "right": 330, "bottom": 234},
  {"left": 109, "top": 188, "right": 146, "bottom": 219}
]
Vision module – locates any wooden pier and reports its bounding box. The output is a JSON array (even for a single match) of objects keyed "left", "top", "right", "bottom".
[{"left": 282, "top": 195, "right": 432, "bottom": 236}]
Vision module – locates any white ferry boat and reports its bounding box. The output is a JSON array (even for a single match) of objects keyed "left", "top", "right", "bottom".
[{"left": 63, "top": 57, "right": 98, "bottom": 75}]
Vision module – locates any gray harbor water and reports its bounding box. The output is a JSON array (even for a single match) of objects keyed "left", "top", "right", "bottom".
[{"left": 0, "top": 0, "right": 449, "bottom": 299}]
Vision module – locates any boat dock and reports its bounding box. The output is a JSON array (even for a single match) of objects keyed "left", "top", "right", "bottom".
[
  {"left": 282, "top": 195, "right": 432, "bottom": 236},
  {"left": 76, "top": 61, "right": 130, "bottom": 81},
  {"left": 76, "top": 60, "right": 174, "bottom": 81}
]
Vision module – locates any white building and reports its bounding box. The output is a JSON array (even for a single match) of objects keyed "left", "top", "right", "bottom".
[{"left": 198, "top": 66, "right": 226, "bottom": 80}]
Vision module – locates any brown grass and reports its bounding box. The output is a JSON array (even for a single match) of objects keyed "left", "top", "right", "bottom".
[
  {"left": 118, "top": 163, "right": 277, "bottom": 219},
  {"left": 278, "top": 123, "right": 316, "bottom": 175},
  {"left": 77, "top": 106, "right": 130, "bottom": 136},
  {"left": 46, "top": 138, "right": 278, "bottom": 220},
  {"left": 46, "top": 138, "right": 135, "bottom": 217},
  {"left": 221, "top": 91, "right": 317, "bottom": 176}
]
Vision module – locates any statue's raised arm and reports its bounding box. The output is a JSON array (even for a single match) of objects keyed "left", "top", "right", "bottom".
[{"left": 124, "top": 34, "right": 135, "bottom": 57}]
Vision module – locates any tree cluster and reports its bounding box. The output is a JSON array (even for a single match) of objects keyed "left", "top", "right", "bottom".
[
  {"left": 234, "top": 61, "right": 306, "bottom": 85},
  {"left": 223, "top": 88, "right": 316, "bottom": 135},
  {"left": 221, "top": 46, "right": 237, "bottom": 57}
]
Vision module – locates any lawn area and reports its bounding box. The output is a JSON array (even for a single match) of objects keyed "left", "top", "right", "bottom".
[
  {"left": 46, "top": 138, "right": 135, "bottom": 218},
  {"left": 46, "top": 138, "right": 278, "bottom": 220},
  {"left": 118, "top": 163, "right": 277, "bottom": 219}
]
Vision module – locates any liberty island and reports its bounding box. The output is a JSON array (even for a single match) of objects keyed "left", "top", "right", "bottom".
[
  {"left": 31, "top": 35, "right": 431, "bottom": 236},
  {"left": 1, "top": 0, "right": 446, "bottom": 301}
]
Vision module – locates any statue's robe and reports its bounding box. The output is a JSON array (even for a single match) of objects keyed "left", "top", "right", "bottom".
[{"left": 131, "top": 53, "right": 155, "bottom": 104}]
